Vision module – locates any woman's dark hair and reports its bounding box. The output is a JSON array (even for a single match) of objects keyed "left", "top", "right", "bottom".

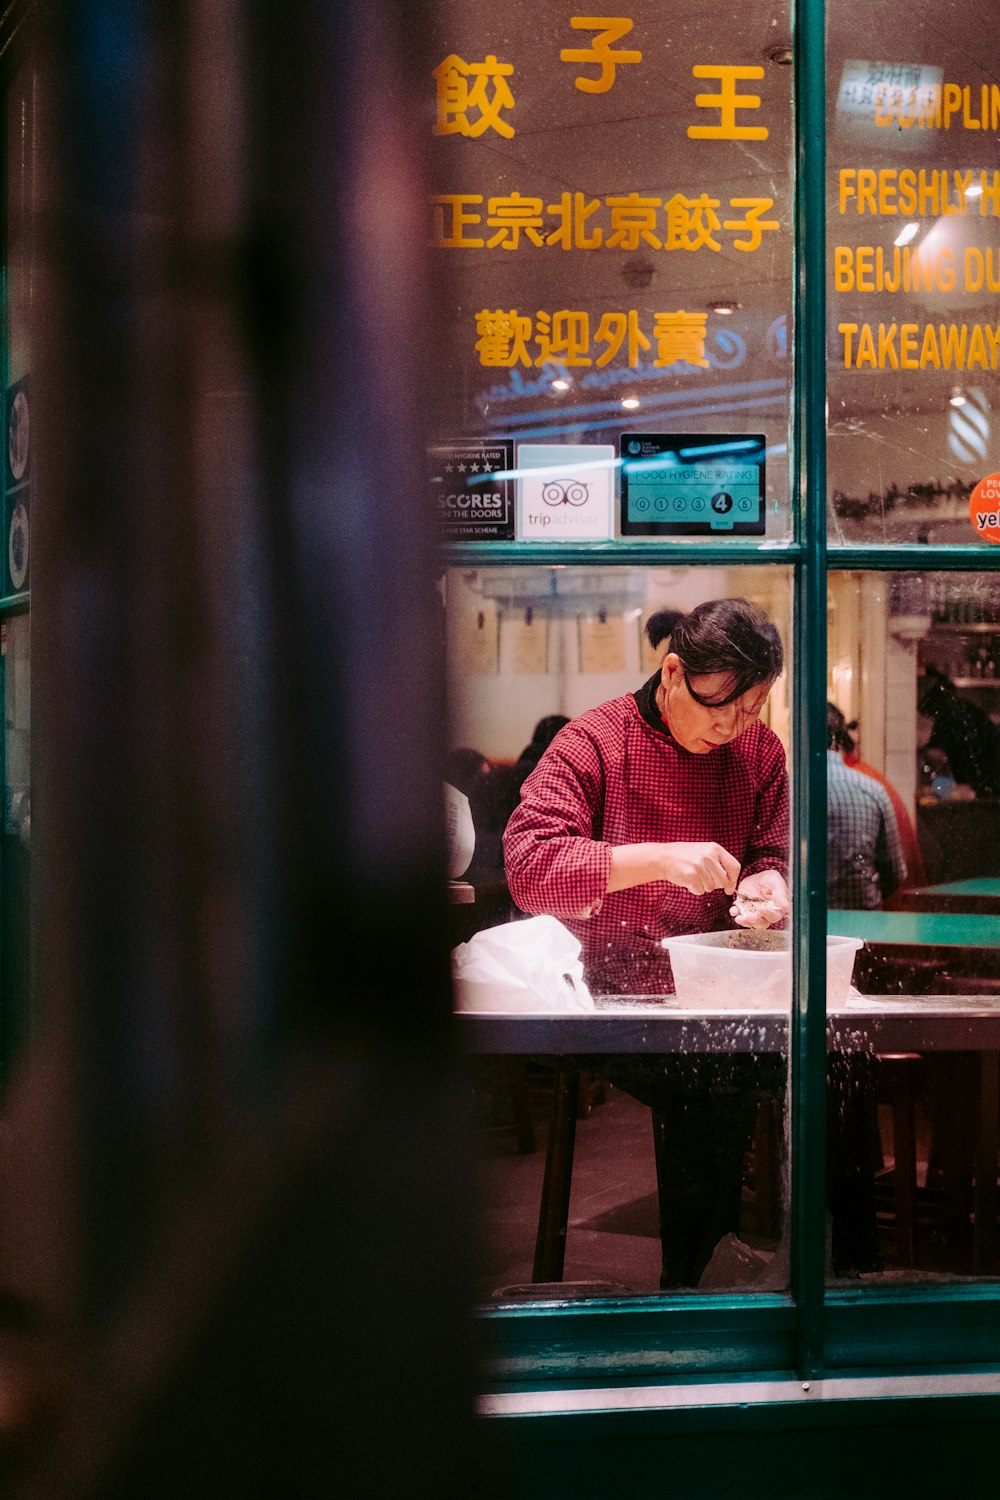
[
  {"left": 644, "top": 607, "right": 685, "bottom": 651},
  {"left": 670, "top": 598, "right": 783, "bottom": 708}
]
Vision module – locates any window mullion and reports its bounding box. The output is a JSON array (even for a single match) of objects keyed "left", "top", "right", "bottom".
[{"left": 791, "top": 0, "right": 828, "bottom": 1380}]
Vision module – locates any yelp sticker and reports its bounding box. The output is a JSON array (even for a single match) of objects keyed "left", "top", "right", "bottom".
[{"left": 970, "top": 473, "right": 1000, "bottom": 543}]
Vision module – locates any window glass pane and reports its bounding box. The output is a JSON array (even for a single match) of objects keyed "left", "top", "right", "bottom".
[
  {"left": 827, "top": 14, "right": 1000, "bottom": 543},
  {"left": 448, "top": 564, "right": 795, "bottom": 1299},
  {"left": 1, "top": 62, "right": 33, "bottom": 1089},
  {"left": 427, "top": 2, "right": 796, "bottom": 1306},
  {"left": 427, "top": 1, "right": 795, "bottom": 543},
  {"left": 827, "top": 571, "right": 1000, "bottom": 1282}
]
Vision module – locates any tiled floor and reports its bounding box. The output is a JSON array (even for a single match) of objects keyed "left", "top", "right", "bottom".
[
  {"left": 469, "top": 1060, "right": 984, "bottom": 1301},
  {"left": 471, "top": 1072, "right": 783, "bottom": 1300},
  {"left": 475, "top": 1084, "right": 662, "bottom": 1298}
]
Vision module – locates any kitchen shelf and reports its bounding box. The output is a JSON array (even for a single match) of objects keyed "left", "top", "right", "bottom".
[{"left": 929, "top": 622, "right": 1000, "bottom": 633}]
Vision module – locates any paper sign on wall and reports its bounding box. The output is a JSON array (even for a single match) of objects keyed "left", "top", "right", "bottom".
[
  {"left": 578, "top": 614, "right": 627, "bottom": 674},
  {"left": 500, "top": 611, "right": 549, "bottom": 675},
  {"left": 516, "top": 443, "right": 616, "bottom": 541},
  {"left": 454, "top": 598, "right": 499, "bottom": 675}
]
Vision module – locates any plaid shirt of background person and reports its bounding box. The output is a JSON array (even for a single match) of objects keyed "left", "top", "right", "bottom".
[{"left": 827, "top": 750, "right": 907, "bottom": 911}]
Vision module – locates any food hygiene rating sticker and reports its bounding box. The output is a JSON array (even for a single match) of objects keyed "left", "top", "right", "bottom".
[{"left": 970, "top": 473, "right": 1000, "bottom": 543}]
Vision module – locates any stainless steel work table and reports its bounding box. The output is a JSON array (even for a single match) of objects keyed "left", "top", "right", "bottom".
[{"left": 457, "top": 996, "right": 1000, "bottom": 1281}]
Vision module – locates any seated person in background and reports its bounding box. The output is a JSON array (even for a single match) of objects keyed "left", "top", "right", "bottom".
[
  {"left": 827, "top": 704, "right": 907, "bottom": 909},
  {"left": 504, "top": 598, "right": 790, "bottom": 1286},
  {"left": 512, "top": 714, "right": 571, "bottom": 789},
  {"left": 918, "top": 665, "right": 1000, "bottom": 799},
  {"left": 828, "top": 702, "right": 926, "bottom": 886},
  {"left": 493, "top": 716, "right": 571, "bottom": 833}
]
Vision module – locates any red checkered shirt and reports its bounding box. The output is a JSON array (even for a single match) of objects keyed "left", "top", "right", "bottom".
[{"left": 503, "top": 673, "right": 789, "bottom": 995}]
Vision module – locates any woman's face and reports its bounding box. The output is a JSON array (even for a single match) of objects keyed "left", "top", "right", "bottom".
[{"left": 659, "top": 653, "right": 771, "bottom": 754}]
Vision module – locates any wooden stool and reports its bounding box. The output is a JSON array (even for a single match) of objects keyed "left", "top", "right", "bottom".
[
  {"left": 876, "top": 1053, "right": 924, "bottom": 1266},
  {"left": 748, "top": 1091, "right": 784, "bottom": 1240}
]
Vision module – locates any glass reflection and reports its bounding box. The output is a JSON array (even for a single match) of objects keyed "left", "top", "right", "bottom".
[
  {"left": 449, "top": 565, "right": 794, "bottom": 1298},
  {"left": 827, "top": 24, "right": 1000, "bottom": 543},
  {"left": 428, "top": 0, "right": 795, "bottom": 542},
  {"left": 827, "top": 572, "right": 1000, "bottom": 1282}
]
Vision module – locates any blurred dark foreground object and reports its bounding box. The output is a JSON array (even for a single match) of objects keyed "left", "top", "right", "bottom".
[{"left": 0, "top": 1, "right": 497, "bottom": 1495}]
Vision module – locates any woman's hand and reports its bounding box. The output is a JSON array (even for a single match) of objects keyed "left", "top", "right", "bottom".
[
  {"left": 730, "top": 869, "right": 790, "bottom": 928},
  {"left": 608, "top": 841, "right": 740, "bottom": 896},
  {"left": 659, "top": 842, "right": 741, "bottom": 895}
]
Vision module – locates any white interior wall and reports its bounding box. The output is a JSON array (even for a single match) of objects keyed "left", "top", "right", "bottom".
[
  {"left": 859, "top": 573, "right": 887, "bottom": 768},
  {"left": 448, "top": 560, "right": 928, "bottom": 841},
  {"left": 446, "top": 566, "right": 790, "bottom": 761}
]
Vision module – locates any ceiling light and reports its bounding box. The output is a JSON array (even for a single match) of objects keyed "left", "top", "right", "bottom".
[
  {"left": 950, "top": 391, "right": 967, "bottom": 407},
  {"left": 621, "top": 396, "right": 641, "bottom": 410},
  {"left": 966, "top": 182, "right": 983, "bottom": 198},
  {"left": 894, "top": 222, "right": 921, "bottom": 247},
  {"left": 766, "top": 45, "right": 794, "bottom": 65},
  {"left": 707, "top": 299, "right": 740, "bottom": 315},
  {"left": 551, "top": 378, "right": 571, "bottom": 392}
]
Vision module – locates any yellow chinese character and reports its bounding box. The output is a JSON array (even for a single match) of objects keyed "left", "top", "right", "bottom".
[
  {"left": 475, "top": 310, "right": 533, "bottom": 366},
  {"left": 723, "top": 197, "right": 779, "bottom": 251},
  {"left": 594, "top": 310, "right": 651, "bottom": 367},
  {"left": 606, "top": 193, "right": 662, "bottom": 251},
  {"left": 560, "top": 17, "right": 642, "bottom": 94},
  {"left": 652, "top": 311, "right": 709, "bottom": 367},
  {"left": 546, "top": 192, "right": 603, "bottom": 249},
  {"left": 533, "top": 311, "right": 592, "bottom": 366},
  {"left": 486, "top": 193, "right": 546, "bottom": 249},
  {"left": 429, "top": 194, "right": 485, "bottom": 248},
  {"left": 687, "top": 64, "right": 767, "bottom": 140},
  {"left": 433, "top": 54, "right": 515, "bottom": 138},
  {"left": 663, "top": 193, "right": 722, "bottom": 251}
]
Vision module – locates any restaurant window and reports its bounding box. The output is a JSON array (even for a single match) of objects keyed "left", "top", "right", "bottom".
[
  {"left": 822, "top": 0, "right": 1000, "bottom": 1313},
  {"left": 425, "top": 0, "right": 795, "bottom": 542},
  {"left": 430, "top": 0, "right": 1000, "bottom": 1378},
  {"left": 827, "top": 13, "right": 1000, "bottom": 546},
  {"left": 447, "top": 564, "right": 796, "bottom": 1298},
  {"left": 427, "top": 0, "right": 800, "bottom": 1312},
  {"left": 827, "top": 571, "right": 1000, "bottom": 1284}
]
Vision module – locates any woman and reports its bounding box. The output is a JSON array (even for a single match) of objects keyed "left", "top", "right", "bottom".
[
  {"left": 504, "top": 597, "right": 790, "bottom": 996},
  {"left": 502, "top": 598, "right": 790, "bottom": 1288}
]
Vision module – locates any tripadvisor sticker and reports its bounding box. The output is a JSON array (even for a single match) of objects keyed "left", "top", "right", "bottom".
[{"left": 970, "top": 474, "right": 1000, "bottom": 544}]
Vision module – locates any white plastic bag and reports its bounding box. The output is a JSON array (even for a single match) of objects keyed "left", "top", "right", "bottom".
[{"left": 452, "top": 915, "right": 595, "bottom": 1014}]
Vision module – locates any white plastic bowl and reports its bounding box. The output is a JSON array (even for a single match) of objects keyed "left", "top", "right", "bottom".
[{"left": 661, "top": 929, "right": 863, "bottom": 1011}]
